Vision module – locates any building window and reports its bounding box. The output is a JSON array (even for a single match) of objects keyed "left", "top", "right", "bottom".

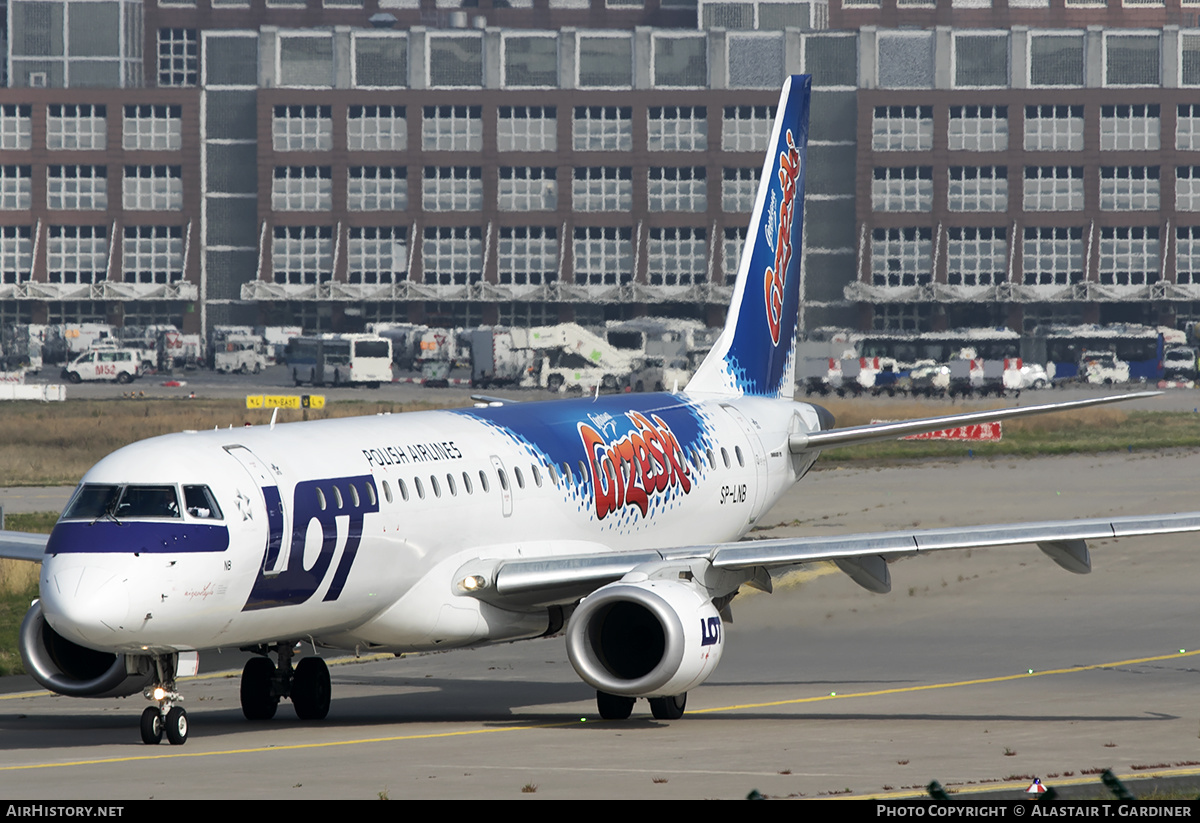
[
  {"left": 947, "top": 227, "right": 1007, "bottom": 286},
  {"left": 347, "top": 105, "right": 406, "bottom": 151},
  {"left": 954, "top": 33, "right": 1009, "bottom": 88},
  {"left": 503, "top": 35, "right": 558, "bottom": 88},
  {"left": 422, "top": 166, "right": 482, "bottom": 211},
  {"left": 648, "top": 167, "right": 707, "bottom": 212},
  {"left": 272, "top": 166, "right": 332, "bottom": 211},
  {"left": 124, "top": 166, "right": 183, "bottom": 211},
  {"left": 0, "top": 166, "right": 32, "bottom": 210},
  {"left": 1022, "top": 226, "right": 1083, "bottom": 285},
  {"left": 1105, "top": 33, "right": 1160, "bottom": 87},
  {"left": 722, "top": 167, "right": 758, "bottom": 213},
  {"left": 498, "top": 167, "right": 557, "bottom": 211},
  {"left": 1029, "top": 34, "right": 1084, "bottom": 87},
  {"left": 273, "top": 105, "right": 332, "bottom": 151},
  {"left": 578, "top": 35, "right": 633, "bottom": 88},
  {"left": 1176, "top": 227, "right": 1200, "bottom": 284},
  {"left": 422, "top": 105, "right": 482, "bottom": 152},
  {"left": 573, "top": 227, "right": 633, "bottom": 286},
  {"left": 723, "top": 227, "right": 746, "bottom": 285},
  {"left": 647, "top": 106, "right": 707, "bottom": 152},
  {"left": 422, "top": 226, "right": 483, "bottom": 285},
  {"left": 722, "top": 105, "right": 776, "bottom": 153},
  {"left": 47, "top": 105, "right": 106, "bottom": 151},
  {"left": 873, "top": 304, "right": 933, "bottom": 333},
  {"left": 870, "top": 228, "right": 933, "bottom": 287},
  {"left": 653, "top": 34, "right": 707, "bottom": 87},
  {"left": 648, "top": 228, "right": 706, "bottom": 286},
  {"left": 572, "top": 167, "right": 632, "bottom": 212},
  {"left": 1024, "top": 105, "right": 1084, "bottom": 152},
  {"left": 0, "top": 227, "right": 33, "bottom": 283},
  {"left": 348, "top": 167, "right": 407, "bottom": 212},
  {"left": 498, "top": 227, "right": 558, "bottom": 285},
  {"left": 123, "top": 226, "right": 184, "bottom": 284},
  {"left": 47, "top": 226, "right": 108, "bottom": 284},
  {"left": 1100, "top": 104, "right": 1159, "bottom": 151},
  {"left": 872, "top": 166, "right": 933, "bottom": 213},
  {"left": 47, "top": 166, "right": 107, "bottom": 211},
  {"left": 428, "top": 34, "right": 483, "bottom": 88},
  {"left": 1178, "top": 167, "right": 1200, "bottom": 212},
  {"left": 1099, "top": 166, "right": 1159, "bottom": 211},
  {"left": 1098, "top": 226, "right": 1159, "bottom": 285},
  {"left": 948, "top": 166, "right": 1007, "bottom": 212},
  {"left": 1177, "top": 104, "right": 1200, "bottom": 151},
  {"left": 0, "top": 105, "right": 33, "bottom": 151},
  {"left": 498, "top": 106, "right": 557, "bottom": 152},
  {"left": 272, "top": 226, "right": 333, "bottom": 285},
  {"left": 872, "top": 106, "right": 933, "bottom": 152},
  {"left": 348, "top": 227, "right": 406, "bottom": 284},
  {"left": 573, "top": 106, "right": 632, "bottom": 152},
  {"left": 948, "top": 105, "right": 1008, "bottom": 151},
  {"left": 1023, "top": 166, "right": 1083, "bottom": 212},
  {"left": 123, "top": 105, "right": 183, "bottom": 151},
  {"left": 158, "top": 28, "right": 198, "bottom": 87}
]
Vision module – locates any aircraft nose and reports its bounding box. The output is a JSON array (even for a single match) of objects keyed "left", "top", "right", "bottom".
[{"left": 40, "top": 563, "right": 133, "bottom": 647}]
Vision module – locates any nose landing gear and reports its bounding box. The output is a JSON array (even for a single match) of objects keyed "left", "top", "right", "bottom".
[{"left": 140, "top": 657, "right": 188, "bottom": 745}]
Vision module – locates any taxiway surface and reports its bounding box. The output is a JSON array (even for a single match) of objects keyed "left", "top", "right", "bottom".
[{"left": 2, "top": 450, "right": 1199, "bottom": 799}]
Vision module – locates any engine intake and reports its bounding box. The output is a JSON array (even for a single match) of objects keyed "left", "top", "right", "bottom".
[
  {"left": 565, "top": 579, "right": 724, "bottom": 698},
  {"left": 20, "top": 601, "right": 153, "bottom": 698}
]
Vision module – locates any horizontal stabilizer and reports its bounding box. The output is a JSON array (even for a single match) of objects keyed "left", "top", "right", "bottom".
[{"left": 789, "top": 392, "right": 1159, "bottom": 453}]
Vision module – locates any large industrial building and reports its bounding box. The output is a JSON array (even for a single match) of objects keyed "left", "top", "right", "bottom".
[{"left": 0, "top": 0, "right": 1197, "bottom": 338}]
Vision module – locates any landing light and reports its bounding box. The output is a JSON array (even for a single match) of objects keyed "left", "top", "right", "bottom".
[
  {"left": 457, "top": 575, "right": 488, "bottom": 592},
  {"left": 153, "top": 687, "right": 166, "bottom": 701}
]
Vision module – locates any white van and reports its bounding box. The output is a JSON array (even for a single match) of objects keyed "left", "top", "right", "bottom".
[{"left": 61, "top": 348, "right": 142, "bottom": 384}]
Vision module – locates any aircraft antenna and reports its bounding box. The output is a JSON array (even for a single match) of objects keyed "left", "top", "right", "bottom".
[
  {"left": 270, "top": 407, "right": 279, "bottom": 430},
  {"left": 593, "top": 382, "right": 600, "bottom": 402}
]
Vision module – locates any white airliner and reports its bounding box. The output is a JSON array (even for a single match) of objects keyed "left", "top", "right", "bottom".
[{"left": 3, "top": 75, "right": 1199, "bottom": 747}]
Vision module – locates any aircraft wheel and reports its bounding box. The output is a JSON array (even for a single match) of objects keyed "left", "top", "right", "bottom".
[
  {"left": 140, "top": 706, "right": 163, "bottom": 745},
  {"left": 165, "top": 707, "right": 188, "bottom": 745},
  {"left": 596, "top": 690, "right": 634, "bottom": 720},
  {"left": 240, "top": 657, "right": 279, "bottom": 721},
  {"left": 292, "top": 657, "right": 331, "bottom": 721},
  {"left": 648, "top": 693, "right": 687, "bottom": 720}
]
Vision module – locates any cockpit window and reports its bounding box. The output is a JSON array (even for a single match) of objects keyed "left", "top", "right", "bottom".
[
  {"left": 62, "top": 484, "right": 121, "bottom": 520},
  {"left": 115, "top": 486, "right": 181, "bottom": 519},
  {"left": 62, "top": 484, "right": 182, "bottom": 520},
  {"left": 183, "top": 485, "right": 224, "bottom": 520}
]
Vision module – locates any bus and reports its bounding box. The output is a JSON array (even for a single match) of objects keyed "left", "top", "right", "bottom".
[
  {"left": 1025, "top": 324, "right": 1185, "bottom": 383},
  {"left": 287, "top": 334, "right": 392, "bottom": 388}
]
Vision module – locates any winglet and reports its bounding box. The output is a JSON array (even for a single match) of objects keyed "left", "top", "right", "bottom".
[{"left": 686, "top": 74, "right": 811, "bottom": 399}]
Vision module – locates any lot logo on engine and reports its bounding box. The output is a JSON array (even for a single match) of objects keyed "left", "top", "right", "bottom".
[
  {"left": 577, "top": 411, "right": 693, "bottom": 521},
  {"left": 701, "top": 616, "right": 721, "bottom": 647}
]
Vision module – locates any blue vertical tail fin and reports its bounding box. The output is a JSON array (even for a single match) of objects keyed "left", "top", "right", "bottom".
[{"left": 686, "top": 75, "right": 810, "bottom": 399}]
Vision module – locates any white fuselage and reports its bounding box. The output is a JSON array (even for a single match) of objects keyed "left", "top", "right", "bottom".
[{"left": 39, "top": 393, "right": 824, "bottom": 658}]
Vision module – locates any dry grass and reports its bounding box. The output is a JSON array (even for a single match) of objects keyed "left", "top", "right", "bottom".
[{"left": 0, "top": 397, "right": 469, "bottom": 486}]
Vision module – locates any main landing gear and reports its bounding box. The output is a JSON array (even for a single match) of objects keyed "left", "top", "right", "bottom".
[
  {"left": 595, "top": 690, "right": 688, "bottom": 721},
  {"left": 141, "top": 657, "right": 188, "bottom": 745},
  {"left": 239, "top": 641, "right": 331, "bottom": 722}
]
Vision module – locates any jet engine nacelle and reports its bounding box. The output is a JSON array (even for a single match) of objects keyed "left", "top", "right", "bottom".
[
  {"left": 19, "top": 601, "right": 154, "bottom": 698},
  {"left": 564, "top": 579, "right": 724, "bottom": 698}
]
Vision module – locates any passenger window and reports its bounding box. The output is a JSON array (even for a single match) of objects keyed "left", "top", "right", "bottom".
[
  {"left": 349, "top": 484, "right": 361, "bottom": 507},
  {"left": 399, "top": 479, "right": 410, "bottom": 501},
  {"left": 447, "top": 473, "right": 457, "bottom": 496},
  {"left": 414, "top": 477, "right": 425, "bottom": 499},
  {"left": 562, "top": 463, "right": 573, "bottom": 486},
  {"left": 462, "top": 471, "right": 473, "bottom": 494},
  {"left": 532, "top": 465, "right": 543, "bottom": 487},
  {"left": 333, "top": 486, "right": 344, "bottom": 509},
  {"left": 316, "top": 488, "right": 327, "bottom": 510},
  {"left": 706, "top": 448, "right": 716, "bottom": 469},
  {"left": 514, "top": 467, "right": 525, "bottom": 490},
  {"left": 430, "top": 476, "right": 441, "bottom": 498},
  {"left": 381, "top": 480, "right": 393, "bottom": 504},
  {"left": 479, "top": 469, "right": 490, "bottom": 493},
  {"left": 720, "top": 448, "right": 730, "bottom": 469},
  {"left": 183, "top": 485, "right": 224, "bottom": 520},
  {"left": 497, "top": 468, "right": 509, "bottom": 491},
  {"left": 365, "top": 481, "right": 377, "bottom": 506},
  {"left": 735, "top": 446, "right": 744, "bottom": 468}
]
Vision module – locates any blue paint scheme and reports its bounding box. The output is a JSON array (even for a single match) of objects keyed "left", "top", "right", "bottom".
[
  {"left": 722, "top": 75, "right": 810, "bottom": 399},
  {"left": 45, "top": 521, "right": 230, "bottom": 554},
  {"left": 242, "top": 474, "right": 379, "bottom": 611},
  {"left": 700, "top": 616, "right": 721, "bottom": 647}
]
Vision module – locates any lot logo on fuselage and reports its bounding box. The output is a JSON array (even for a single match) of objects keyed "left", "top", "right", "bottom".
[
  {"left": 763, "top": 128, "right": 802, "bottom": 347},
  {"left": 577, "top": 411, "right": 692, "bottom": 521}
]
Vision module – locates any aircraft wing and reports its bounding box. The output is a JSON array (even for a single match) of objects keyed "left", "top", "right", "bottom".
[
  {"left": 0, "top": 529, "right": 49, "bottom": 562},
  {"left": 457, "top": 512, "right": 1200, "bottom": 608},
  {"left": 790, "top": 391, "right": 1159, "bottom": 452}
]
